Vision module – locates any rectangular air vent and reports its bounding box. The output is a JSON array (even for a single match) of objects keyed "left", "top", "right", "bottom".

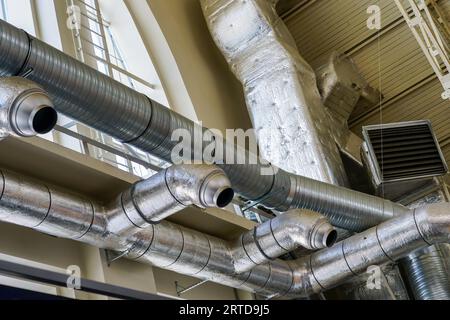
[{"left": 362, "top": 120, "right": 448, "bottom": 184}]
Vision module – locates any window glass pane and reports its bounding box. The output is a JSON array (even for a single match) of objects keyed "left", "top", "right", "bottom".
[
  {"left": 2, "top": 0, "right": 36, "bottom": 35},
  {"left": 0, "top": 0, "right": 7, "bottom": 20},
  {"left": 62, "top": 0, "right": 171, "bottom": 177}
]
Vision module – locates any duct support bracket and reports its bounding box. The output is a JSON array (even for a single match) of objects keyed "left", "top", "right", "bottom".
[
  {"left": 175, "top": 280, "right": 209, "bottom": 297},
  {"left": 104, "top": 246, "right": 135, "bottom": 267}
]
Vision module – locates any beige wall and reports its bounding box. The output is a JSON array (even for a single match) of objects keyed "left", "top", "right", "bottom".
[{"left": 146, "top": 0, "right": 252, "bottom": 133}]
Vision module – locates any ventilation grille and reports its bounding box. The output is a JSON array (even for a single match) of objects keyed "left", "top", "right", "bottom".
[{"left": 363, "top": 121, "right": 448, "bottom": 183}]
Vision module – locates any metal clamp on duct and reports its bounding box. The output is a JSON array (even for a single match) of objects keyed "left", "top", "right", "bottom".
[
  {"left": 0, "top": 77, "right": 57, "bottom": 139},
  {"left": 106, "top": 164, "right": 235, "bottom": 235}
]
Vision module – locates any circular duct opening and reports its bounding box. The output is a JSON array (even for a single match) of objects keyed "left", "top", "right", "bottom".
[
  {"left": 32, "top": 107, "right": 58, "bottom": 134},
  {"left": 326, "top": 230, "right": 338, "bottom": 248},
  {"left": 216, "top": 188, "right": 234, "bottom": 208}
]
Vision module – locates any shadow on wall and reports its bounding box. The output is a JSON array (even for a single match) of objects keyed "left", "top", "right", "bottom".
[{"left": 148, "top": 0, "right": 252, "bottom": 133}]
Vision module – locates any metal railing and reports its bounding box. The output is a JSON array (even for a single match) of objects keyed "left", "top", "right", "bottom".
[
  {"left": 68, "top": 0, "right": 156, "bottom": 91},
  {"left": 395, "top": 0, "right": 450, "bottom": 100}
]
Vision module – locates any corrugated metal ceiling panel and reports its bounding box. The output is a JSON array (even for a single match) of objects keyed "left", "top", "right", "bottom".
[
  {"left": 350, "top": 23, "right": 433, "bottom": 102},
  {"left": 284, "top": 0, "right": 401, "bottom": 69},
  {"left": 281, "top": 0, "right": 450, "bottom": 175}
]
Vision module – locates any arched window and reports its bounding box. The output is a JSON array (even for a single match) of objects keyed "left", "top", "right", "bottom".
[
  {"left": 64, "top": 0, "right": 170, "bottom": 176},
  {"left": 67, "top": 0, "right": 168, "bottom": 106},
  {"left": 0, "top": 0, "right": 37, "bottom": 35},
  {"left": 0, "top": 0, "right": 170, "bottom": 178}
]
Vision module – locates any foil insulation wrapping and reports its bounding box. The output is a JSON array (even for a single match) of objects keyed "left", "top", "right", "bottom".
[{"left": 200, "top": 0, "right": 349, "bottom": 186}]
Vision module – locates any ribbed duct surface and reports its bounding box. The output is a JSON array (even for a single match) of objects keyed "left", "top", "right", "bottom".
[
  {"left": 0, "top": 18, "right": 412, "bottom": 232},
  {"left": 363, "top": 121, "right": 448, "bottom": 183},
  {"left": 401, "top": 245, "right": 450, "bottom": 300}
]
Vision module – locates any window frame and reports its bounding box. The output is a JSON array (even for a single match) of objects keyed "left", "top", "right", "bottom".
[
  {"left": 0, "top": 0, "right": 7, "bottom": 20},
  {"left": 63, "top": 0, "right": 170, "bottom": 178},
  {"left": 67, "top": 0, "right": 156, "bottom": 93}
]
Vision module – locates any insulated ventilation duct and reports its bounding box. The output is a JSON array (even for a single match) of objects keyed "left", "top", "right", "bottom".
[
  {"left": 0, "top": 2, "right": 447, "bottom": 301},
  {"left": 316, "top": 52, "right": 381, "bottom": 124},
  {"left": 200, "top": 0, "right": 348, "bottom": 186},
  {"left": 200, "top": 0, "right": 448, "bottom": 301}
]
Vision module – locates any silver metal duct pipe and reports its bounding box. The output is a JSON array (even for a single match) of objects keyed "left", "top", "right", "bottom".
[
  {"left": 0, "top": 164, "right": 233, "bottom": 235},
  {"left": 0, "top": 167, "right": 449, "bottom": 298},
  {"left": 118, "top": 164, "right": 233, "bottom": 228},
  {"left": 0, "top": 167, "right": 329, "bottom": 295},
  {"left": 200, "top": 0, "right": 348, "bottom": 186},
  {"left": 398, "top": 193, "right": 450, "bottom": 300},
  {"left": 107, "top": 164, "right": 234, "bottom": 235},
  {"left": 0, "top": 19, "right": 410, "bottom": 232},
  {"left": 401, "top": 245, "right": 450, "bottom": 300},
  {"left": 201, "top": 0, "right": 417, "bottom": 300},
  {"left": 286, "top": 203, "right": 450, "bottom": 297},
  {"left": 230, "top": 210, "right": 337, "bottom": 274},
  {"left": 0, "top": 77, "right": 57, "bottom": 139},
  {"left": 75, "top": 201, "right": 450, "bottom": 298}
]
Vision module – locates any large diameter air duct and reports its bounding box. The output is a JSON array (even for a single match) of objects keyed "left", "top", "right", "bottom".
[
  {"left": 0, "top": 167, "right": 448, "bottom": 298},
  {"left": 0, "top": 77, "right": 57, "bottom": 139},
  {"left": 199, "top": 0, "right": 348, "bottom": 186},
  {"left": 0, "top": 19, "right": 410, "bottom": 232},
  {"left": 130, "top": 203, "right": 450, "bottom": 298},
  {"left": 199, "top": 0, "right": 448, "bottom": 300}
]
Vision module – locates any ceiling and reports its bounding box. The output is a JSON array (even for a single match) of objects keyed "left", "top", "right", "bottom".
[{"left": 277, "top": 0, "right": 450, "bottom": 180}]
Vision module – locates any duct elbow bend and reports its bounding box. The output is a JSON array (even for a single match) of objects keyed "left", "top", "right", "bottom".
[
  {"left": 231, "top": 210, "right": 336, "bottom": 274},
  {"left": 119, "top": 165, "right": 234, "bottom": 227},
  {"left": 0, "top": 77, "right": 57, "bottom": 139},
  {"left": 414, "top": 203, "right": 450, "bottom": 245}
]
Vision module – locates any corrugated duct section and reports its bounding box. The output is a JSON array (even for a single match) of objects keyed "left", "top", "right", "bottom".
[
  {"left": 0, "top": 18, "right": 411, "bottom": 232},
  {"left": 401, "top": 245, "right": 450, "bottom": 300}
]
